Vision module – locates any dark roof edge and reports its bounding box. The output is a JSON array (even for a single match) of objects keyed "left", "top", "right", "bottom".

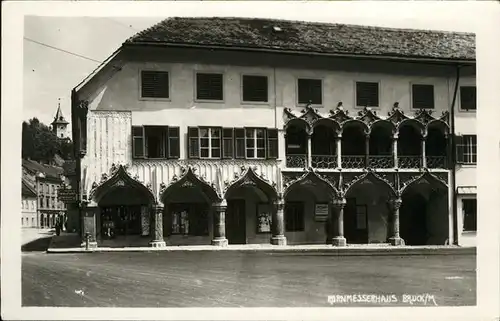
[{"left": 122, "top": 41, "right": 476, "bottom": 65}]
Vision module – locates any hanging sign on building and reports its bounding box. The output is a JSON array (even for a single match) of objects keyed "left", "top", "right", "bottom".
[
  {"left": 58, "top": 187, "right": 77, "bottom": 203},
  {"left": 315, "top": 203, "right": 329, "bottom": 222}
]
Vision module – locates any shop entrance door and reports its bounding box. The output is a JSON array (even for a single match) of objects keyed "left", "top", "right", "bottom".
[{"left": 226, "top": 200, "right": 247, "bottom": 244}]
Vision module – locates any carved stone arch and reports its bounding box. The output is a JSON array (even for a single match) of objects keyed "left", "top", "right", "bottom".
[
  {"left": 387, "top": 103, "right": 408, "bottom": 127},
  {"left": 397, "top": 118, "right": 426, "bottom": 137},
  {"left": 329, "top": 103, "right": 353, "bottom": 124},
  {"left": 370, "top": 119, "right": 397, "bottom": 136},
  {"left": 299, "top": 105, "right": 324, "bottom": 127},
  {"left": 357, "top": 107, "right": 381, "bottom": 129},
  {"left": 426, "top": 119, "right": 450, "bottom": 137},
  {"left": 160, "top": 166, "right": 221, "bottom": 204},
  {"left": 283, "top": 168, "right": 339, "bottom": 199},
  {"left": 224, "top": 166, "right": 278, "bottom": 201},
  {"left": 413, "top": 109, "right": 435, "bottom": 127},
  {"left": 284, "top": 118, "right": 311, "bottom": 134},
  {"left": 311, "top": 118, "right": 341, "bottom": 136},
  {"left": 341, "top": 119, "right": 370, "bottom": 135},
  {"left": 90, "top": 164, "right": 156, "bottom": 204},
  {"left": 400, "top": 170, "right": 448, "bottom": 195},
  {"left": 343, "top": 170, "right": 398, "bottom": 197}
]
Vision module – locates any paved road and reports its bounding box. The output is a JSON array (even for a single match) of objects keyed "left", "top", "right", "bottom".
[{"left": 22, "top": 251, "right": 475, "bottom": 307}]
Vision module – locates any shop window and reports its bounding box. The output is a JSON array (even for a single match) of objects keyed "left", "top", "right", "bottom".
[
  {"left": 141, "top": 71, "right": 169, "bottom": 99},
  {"left": 462, "top": 199, "right": 477, "bottom": 232},
  {"left": 196, "top": 73, "right": 223, "bottom": 101},
  {"left": 460, "top": 86, "right": 476, "bottom": 111},
  {"left": 170, "top": 204, "right": 209, "bottom": 236},
  {"left": 132, "top": 126, "right": 180, "bottom": 159},
  {"left": 285, "top": 202, "right": 305, "bottom": 232},
  {"left": 456, "top": 135, "right": 477, "bottom": 164},
  {"left": 242, "top": 75, "right": 268, "bottom": 102},
  {"left": 298, "top": 78, "right": 322, "bottom": 105},
  {"left": 412, "top": 84, "right": 434, "bottom": 109},
  {"left": 256, "top": 203, "right": 272, "bottom": 233},
  {"left": 356, "top": 81, "right": 379, "bottom": 107}
]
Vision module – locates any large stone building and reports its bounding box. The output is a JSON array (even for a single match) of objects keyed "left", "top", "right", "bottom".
[
  {"left": 70, "top": 17, "right": 476, "bottom": 248},
  {"left": 21, "top": 177, "right": 37, "bottom": 228}
]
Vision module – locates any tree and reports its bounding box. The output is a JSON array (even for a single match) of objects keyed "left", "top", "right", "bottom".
[{"left": 22, "top": 118, "right": 73, "bottom": 162}]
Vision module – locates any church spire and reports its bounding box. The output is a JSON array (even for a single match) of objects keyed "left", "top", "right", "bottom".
[{"left": 52, "top": 98, "right": 69, "bottom": 125}]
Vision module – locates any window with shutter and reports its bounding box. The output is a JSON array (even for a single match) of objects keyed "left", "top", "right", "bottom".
[
  {"left": 168, "top": 127, "right": 180, "bottom": 159},
  {"left": 462, "top": 199, "right": 477, "bottom": 231},
  {"left": 245, "top": 128, "right": 266, "bottom": 159},
  {"left": 267, "top": 128, "right": 278, "bottom": 159},
  {"left": 412, "top": 84, "right": 435, "bottom": 109},
  {"left": 132, "top": 126, "right": 145, "bottom": 158},
  {"left": 460, "top": 86, "right": 476, "bottom": 111},
  {"left": 356, "top": 82, "right": 379, "bottom": 107},
  {"left": 196, "top": 73, "right": 223, "bottom": 101},
  {"left": 144, "top": 126, "right": 168, "bottom": 158},
  {"left": 242, "top": 75, "right": 268, "bottom": 102},
  {"left": 222, "top": 128, "right": 234, "bottom": 158},
  {"left": 234, "top": 128, "right": 245, "bottom": 159},
  {"left": 297, "top": 78, "right": 322, "bottom": 105},
  {"left": 455, "top": 135, "right": 464, "bottom": 163},
  {"left": 188, "top": 127, "right": 200, "bottom": 158},
  {"left": 141, "top": 71, "right": 169, "bottom": 99}
]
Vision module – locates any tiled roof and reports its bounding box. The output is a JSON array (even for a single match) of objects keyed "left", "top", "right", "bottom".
[
  {"left": 124, "top": 17, "right": 475, "bottom": 61},
  {"left": 22, "top": 159, "right": 63, "bottom": 180},
  {"left": 22, "top": 177, "right": 37, "bottom": 197}
]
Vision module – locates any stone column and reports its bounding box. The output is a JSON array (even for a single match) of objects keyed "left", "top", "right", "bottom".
[
  {"left": 211, "top": 200, "right": 228, "bottom": 246},
  {"left": 388, "top": 197, "right": 404, "bottom": 246},
  {"left": 336, "top": 134, "right": 342, "bottom": 169},
  {"left": 393, "top": 133, "right": 398, "bottom": 168},
  {"left": 307, "top": 134, "right": 312, "bottom": 168},
  {"left": 331, "top": 198, "right": 347, "bottom": 246},
  {"left": 149, "top": 205, "right": 166, "bottom": 247},
  {"left": 271, "top": 199, "right": 287, "bottom": 245},
  {"left": 421, "top": 137, "right": 427, "bottom": 168},
  {"left": 80, "top": 206, "right": 98, "bottom": 248},
  {"left": 365, "top": 133, "right": 370, "bottom": 167}
]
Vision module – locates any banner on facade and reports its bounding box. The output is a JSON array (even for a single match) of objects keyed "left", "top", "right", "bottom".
[{"left": 315, "top": 203, "right": 329, "bottom": 222}]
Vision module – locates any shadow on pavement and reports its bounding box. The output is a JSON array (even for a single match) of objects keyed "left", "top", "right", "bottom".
[{"left": 21, "top": 236, "right": 53, "bottom": 252}]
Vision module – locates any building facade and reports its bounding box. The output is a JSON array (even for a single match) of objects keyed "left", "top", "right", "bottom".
[
  {"left": 22, "top": 159, "right": 67, "bottom": 228},
  {"left": 22, "top": 177, "right": 38, "bottom": 228},
  {"left": 70, "top": 17, "right": 476, "bottom": 247}
]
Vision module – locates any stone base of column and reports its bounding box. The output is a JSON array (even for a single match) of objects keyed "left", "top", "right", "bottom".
[
  {"left": 211, "top": 238, "right": 228, "bottom": 246},
  {"left": 149, "top": 240, "right": 166, "bottom": 248},
  {"left": 80, "top": 241, "right": 98, "bottom": 249},
  {"left": 389, "top": 237, "right": 404, "bottom": 246},
  {"left": 271, "top": 235, "right": 287, "bottom": 246},
  {"left": 331, "top": 236, "right": 347, "bottom": 247}
]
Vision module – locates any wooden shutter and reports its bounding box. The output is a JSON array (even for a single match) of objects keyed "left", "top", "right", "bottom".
[
  {"left": 132, "top": 126, "right": 145, "bottom": 158},
  {"left": 460, "top": 86, "right": 477, "bottom": 110},
  {"left": 356, "top": 82, "right": 379, "bottom": 107},
  {"left": 455, "top": 135, "right": 464, "bottom": 163},
  {"left": 188, "top": 127, "right": 199, "bottom": 158},
  {"left": 222, "top": 128, "right": 234, "bottom": 159},
  {"left": 196, "top": 73, "right": 223, "bottom": 100},
  {"left": 267, "top": 128, "right": 278, "bottom": 159},
  {"left": 141, "top": 71, "right": 169, "bottom": 99},
  {"left": 234, "top": 128, "right": 245, "bottom": 159},
  {"left": 298, "top": 79, "right": 322, "bottom": 105},
  {"left": 168, "top": 127, "right": 180, "bottom": 159},
  {"left": 412, "top": 84, "right": 435, "bottom": 109}
]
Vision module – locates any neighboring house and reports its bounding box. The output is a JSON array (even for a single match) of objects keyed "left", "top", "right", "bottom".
[
  {"left": 70, "top": 17, "right": 476, "bottom": 248},
  {"left": 21, "top": 177, "right": 37, "bottom": 228},
  {"left": 22, "top": 159, "right": 66, "bottom": 229}
]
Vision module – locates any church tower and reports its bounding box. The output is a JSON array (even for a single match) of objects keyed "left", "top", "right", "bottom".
[{"left": 51, "top": 98, "right": 70, "bottom": 140}]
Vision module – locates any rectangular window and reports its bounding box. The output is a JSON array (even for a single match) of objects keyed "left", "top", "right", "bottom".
[
  {"left": 456, "top": 135, "right": 477, "bottom": 164},
  {"left": 297, "top": 78, "right": 322, "bottom": 105},
  {"left": 356, "top": 81, "right": 379, "bottom": 107},
  {"left": 412, "top": 84, "right": 435, "bottom": 109},
  {"left": 267, "top": 128, "right": 278, "bottom": 159},
  {"left": 199, "top": 127, "right": 222, "bottom": 159},
  {"left": 222, "top": 128, "right": 234, "bottom": 159},
  {"left": 196, "top": 73, "right": 223, "bottom": 101},
  {"left": 285, "top": 202, "right": 305, "bottom": 232},
  {"left": 462, "top": 199, "right": 477, "bottom": 232},
  {"left": 234, "top": 128, "right": 246, "bottom": 159},
  {"left": 245, "top": 128, "right": 266, "bottom": 159},
  {"left": 141, "top": 71, "right": 169, "bottom": 99},
  {"left": 242, "top": 75, "right": 268, "bottom": 102},
  {"left": 460, "top": 86, "right": 477, "bottom": 111},
  {"left": 170, "top": 204, "right": 209, "bottom": 236},
  {"left": 132, "top": 126, "right": 179, "bottom": 159}
]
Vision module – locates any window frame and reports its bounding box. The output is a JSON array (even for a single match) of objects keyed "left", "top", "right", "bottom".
[
  {"left": 459, "top": 86, "right": 477, "bottom": 112},
  {"left": 241, "top": 74, "right": 270, "bottom": 105},
  {"left": 244, "top": 127, "right": 267, "bottom": 160},
  {"left": 284, "top": 201, "right": 305, "bottom": 232},
  {"left": 354, "top": 80, "right": 381, "bottom": 108},
  {"left": 411, "top": 83, "right": 435, "bottom": 110},
  {"left": 194, "top": 71, "right": 225, "bottom": 102},
  {"left": 198, "top": 127, "right": 223, "bottom": 159},
  {"left": 138, "top": 69, "right": 171, "bottom": 101},
  {"left": 132, "top": 125, "right": 180, "bottom": 160},
  {"left": 462, "top": 198, "right": 477, "bottom": 232},
  {"left": 456, "top": 135, "right": 477, "bottom": 165},
  {"left": 296, "top": 77, "right": 323, "bottom": 107}
]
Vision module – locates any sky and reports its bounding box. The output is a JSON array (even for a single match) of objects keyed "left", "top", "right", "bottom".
[{"left": 22, "top": 2, "right": 481, "bottom": 131}]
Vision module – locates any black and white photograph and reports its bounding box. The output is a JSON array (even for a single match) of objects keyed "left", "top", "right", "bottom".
[{"left": 2, "top": 1, "right": 500, "bottom": 320}]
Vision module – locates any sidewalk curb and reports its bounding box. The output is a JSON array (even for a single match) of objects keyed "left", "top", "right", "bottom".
[{"left": 46, "top": 246, "right": 476, "bottom": 256}]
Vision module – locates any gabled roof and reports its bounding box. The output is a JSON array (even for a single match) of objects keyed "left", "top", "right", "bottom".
[
  {"left": 124, "top": 17, "right": 475, "bottom": 62},
  {"left": 22, "top": 159, "right": 63, "bottom": 180},
  {"left": 22, "top": 177, "right": 37, "bottom": 197}
]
